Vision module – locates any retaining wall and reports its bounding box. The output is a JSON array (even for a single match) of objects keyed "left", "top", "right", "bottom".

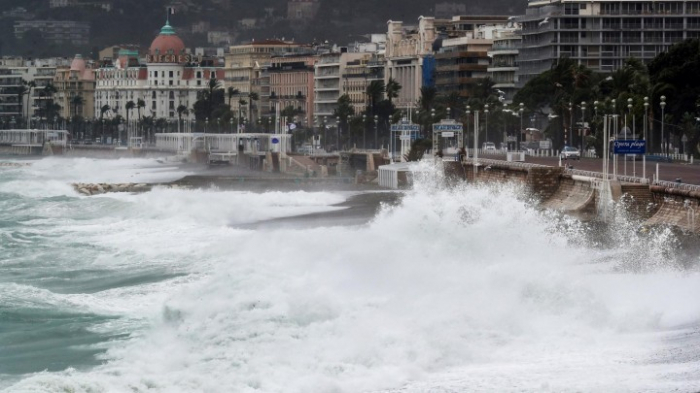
[
  {"left": 645, "top": 186, "right": 700, "bottom": 232},
  {"left": 447, "top": 159, "right": 700, "bottom": 232}
]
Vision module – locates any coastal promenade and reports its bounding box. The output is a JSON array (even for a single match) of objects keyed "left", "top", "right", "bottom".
[{"left": 524, "top": 156, "right": 700, "bottom": 185}]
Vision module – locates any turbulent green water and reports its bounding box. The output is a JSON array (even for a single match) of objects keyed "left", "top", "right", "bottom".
[{"left": 2, "top": 156, "right": 700, "bottom": 393}]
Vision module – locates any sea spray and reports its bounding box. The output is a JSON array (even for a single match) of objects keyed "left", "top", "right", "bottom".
[{"left": 1, "top": 157, "right": 700, "bottom": 393}]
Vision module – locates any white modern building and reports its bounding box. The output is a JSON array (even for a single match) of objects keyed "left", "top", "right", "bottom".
[
  {"left": 516, "top": 0, "right": 700, "bottom": 88},
  {"left": 487, "top": 24, "right": 522, "bottom": 103}
]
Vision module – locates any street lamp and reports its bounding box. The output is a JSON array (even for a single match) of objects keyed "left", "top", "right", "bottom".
[
  {"left": 484, "top": 104, "right": 489, "bottom": 143},
  {"left": 373, "top": 114, "right": 378, "bottom": 149},
  {"left": 336, "top": 115, "right": 340, "bottom": 151},
  {"left": 594, "top": 100, "right": 599, "bottom": 118},
  {"left": 660, "top": 95, "right": 666, "bottom": 156},
  {"left": 643, "top": 96, "right": 649, "bottom": 143},
  {"left": 465, "top": 105, "right": 471, "bottom": 149},
  {"left": 568, "top": 101, "right": 573, "bottom": 147},
  {"left": 362, "top": 114, "right": 366, "bottom": 149},
  {"left": 627, "top": 97, "right": 633, "bottom": 140},
  {"left": 322, "top": 115, "right": 327, "bottom": 151},
  {"left": 581, "top": 101, "right": 586, "bottom": 151},
  {"left": 518, "top": 102, "right": 524, "bottom": 150}
]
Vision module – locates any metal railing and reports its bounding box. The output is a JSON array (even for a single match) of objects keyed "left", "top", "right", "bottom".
[{"left": 653, "top": 180, "right": 700, "bottom": 192}]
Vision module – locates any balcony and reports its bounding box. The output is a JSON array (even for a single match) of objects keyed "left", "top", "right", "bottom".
[{"left": 315, "top": 72, "right": 339, "bottom": 79}]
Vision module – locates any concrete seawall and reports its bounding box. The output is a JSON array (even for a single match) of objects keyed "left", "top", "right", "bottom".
[{"left": 444, "top": 159, "right": 700, "bottom": 233}]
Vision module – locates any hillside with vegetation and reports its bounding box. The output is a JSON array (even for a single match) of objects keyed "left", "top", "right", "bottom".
[{"left": 0, "top": 0, "right": 525, "bottom": 57}]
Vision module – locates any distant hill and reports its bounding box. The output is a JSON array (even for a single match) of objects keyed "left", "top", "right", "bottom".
[{"left": 0, "top": 0, "right": 526, "bottom": 57}]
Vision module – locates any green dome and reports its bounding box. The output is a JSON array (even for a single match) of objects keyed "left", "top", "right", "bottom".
[{"left": 159, "top": 21, "right": 176, "bottom": 36}]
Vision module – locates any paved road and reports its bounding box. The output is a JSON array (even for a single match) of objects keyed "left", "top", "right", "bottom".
[{"left": 489, "top": 154, "right": 700, "bottom": 185}]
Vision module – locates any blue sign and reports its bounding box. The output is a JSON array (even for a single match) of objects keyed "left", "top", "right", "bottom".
[
  {"left": 271, "top": 137, "right": 279, "bottom": 144},
  {"left": 433, "top": 124, "right": 463, "bottom": 132},
  {"left": 613, "top": 139, "right": 646, "bottom": 154},
  {"left": 391, "top": 124, "right": 420, "bottom": 132}
]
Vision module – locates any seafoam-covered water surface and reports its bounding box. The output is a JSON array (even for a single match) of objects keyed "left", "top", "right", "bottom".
[{"left": 1, "top": 157, "right": 700, "bottom": 393}]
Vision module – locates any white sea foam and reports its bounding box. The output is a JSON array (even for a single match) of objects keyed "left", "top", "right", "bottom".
[
  {"left": 1, "top": 157, "right": 191, "bottom": 198},
  {"left": 4, "top": 158, "right": 700, "bottom": 393}
]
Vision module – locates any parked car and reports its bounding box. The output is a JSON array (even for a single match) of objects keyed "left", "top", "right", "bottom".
[
  {"left": 560, "top": 146, "right": 581, "bottom": 160},
  {"left": 483, "top": 142, "right": 496, "bottom": 152}
]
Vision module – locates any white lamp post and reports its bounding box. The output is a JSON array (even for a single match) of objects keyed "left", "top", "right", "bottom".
[{"left": 660, "top": 95, "right": 666, "bottom": 156}]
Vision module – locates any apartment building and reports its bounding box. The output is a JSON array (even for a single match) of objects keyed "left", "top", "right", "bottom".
[
  {"left": 54, "top": 54, "right": 96, "bottom": 119},
  {"left": 224, "top": 40, "right": 302, "bottom": 121},
  {"left": 517, "top": 0, "right": 700, "bottom": 88},
  {"left": 342, "top": 53, "right": 386, "bottom": 115},
  {"left": 14, "top": 20, "right": 90, "bottom": 46},
  {"left": 487, "top": 25, "right": 522, "bottom": 103},
  {"left": 314, "top": 51, "right": 374, "bottom": 118},
  {"left": 0, "top": 58, "right": 69, "bottom": 123},
  {"left": 0, "top": 69, "right": 23, "bottom": 122},
  {"left": 268, "top": 53, "right": 316, "bottom": 123},
  {"left": 434, "top": 17, "right": 510, "bottom": 100}
]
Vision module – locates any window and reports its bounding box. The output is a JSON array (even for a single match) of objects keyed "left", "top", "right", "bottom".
[
  {"left": 169, "top": 71, "right": 173, "bottom": 77},
  {"left": 152, "top": 91, "right": 156, "bottom": 99}
]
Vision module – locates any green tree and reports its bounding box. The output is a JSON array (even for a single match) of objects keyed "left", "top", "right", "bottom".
[
  {"left": 23, "top": 80, "right": 36, "bottom": 124},
  {"left": 100, "top": 104, "right": 110, "bottom": 120},
  {"left": 137, "top": 98, "right": 146, "bottom": 119},
  {"left": 177, "top": 104, "right": 188, "bottom": 132},
  {"left": 71, "top": 95, "right": 84, "bottom": 118},
  {"left": 125, "top": 100, "right": 135, "bottom": 126},
  {"left": 366, "top": 80, "right": 385, "bottom": 116},
  {"left": 227, "top": 86, "right": 239, "bottom": 110},
  {"left": 385, "top": 78, "right": 401, "bottom": 104},
  {"left": 648, "top": 39, "right": 700, "bottom": 157},
  {"left": 334, "top": 94, "right": 355, "bottom": 147}
]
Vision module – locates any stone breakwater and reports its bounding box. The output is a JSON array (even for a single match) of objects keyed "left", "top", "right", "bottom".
[
  {"left": 0, "top": 162, "right": 32, "bottom": 167},
  {"left": 73, "top": 183, "right": 153, "bottom": 196}
]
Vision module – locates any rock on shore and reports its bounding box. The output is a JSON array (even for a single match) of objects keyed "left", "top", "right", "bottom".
[{"left": 73, "top": 182, "right": 153, "bottom": 196}]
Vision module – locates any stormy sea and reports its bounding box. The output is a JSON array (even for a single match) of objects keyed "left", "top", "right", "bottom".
[{"left": 1, "top": 157, "right": 699, "bottom": 393}]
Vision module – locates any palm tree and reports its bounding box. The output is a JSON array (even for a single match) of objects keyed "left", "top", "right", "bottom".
[
  {"left": 177, "top": 104, "right": 188, "bottom": 132},
  {"left": 385, "top": 78, "right": 401, "bottom": 104},
  {"left": 136, "top": 98, "right": 146, "bottom": 120},
  {"left": 100, "top": 104, "right": 111, "bottom": 120},
  {"left": 248, "top": 92, "right": 259, "bottom": 123},
  {"left": 70, "top": 95, "right": 84, "bottom": 118},
  {"left": 16, "top": 82, "right": 27, "bottom": 127},
  {"left": 227, "top": 87, "right": 240, "bottom": 109},
  {"left": 366, "top": 80, "right": 385, "bottom": 116},
  {"left": 334, "top": 94, "right": 355, "bottom": 147},
  {"left": 41, "top": 83, "right": 58, "bottom": 122},
  {"left": 417, "top": 86, "right": 439, "bottom": 136},
  {"left": 418, "top": 86, "right": 438, "bottom": 112},
  {"left": 207, "top": 77, "right": 222, "bottom": 120},
  {"left": 125, "top": 100, "right": 135, "bottom": 124},
  {"left": 125, "top": 100, "right": 135, "bottom": 142},
  {"left": 238, "top": 98, "right": 248, "bottom": 126},
  {"left": 24, "top": 80, "right": 36, "bottom": 126}
]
